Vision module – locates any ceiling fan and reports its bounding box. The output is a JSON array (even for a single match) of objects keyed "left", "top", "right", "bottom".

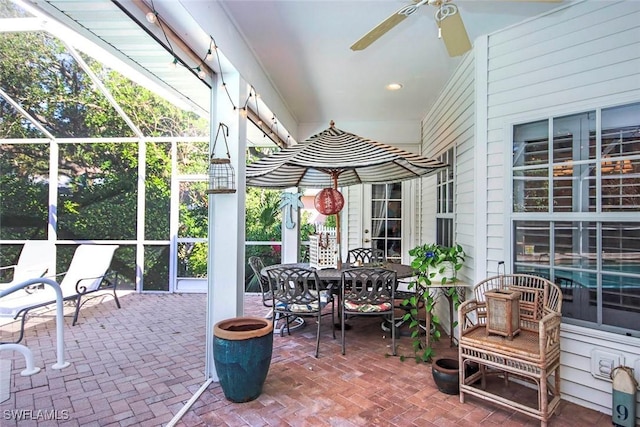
[{"left": 350, "top": 0, "right": 560, "bottom": 57}]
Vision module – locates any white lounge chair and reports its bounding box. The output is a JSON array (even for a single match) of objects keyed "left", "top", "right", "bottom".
[
  {"left": 0, "top": 241, "right": 54, "bottom": 290},
  {"left": 0, "top": 244, "right": 120, "bottom": 343}
]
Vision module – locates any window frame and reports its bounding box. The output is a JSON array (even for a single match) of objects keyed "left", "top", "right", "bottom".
[
  {"left": 510, "top": 101, "right": 640, "bottom": 337},
  {"left": 436, "top": 147, "right": 455, "bottom": 247}
]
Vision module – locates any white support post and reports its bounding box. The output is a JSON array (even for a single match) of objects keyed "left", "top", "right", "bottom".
[{"left": 206, "top": 71, "right": 247, "bottom": 381}]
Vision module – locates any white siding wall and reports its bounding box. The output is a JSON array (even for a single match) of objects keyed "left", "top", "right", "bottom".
[
  {"left": 419, "top": 51, "right": 476, "bottom": 332},
  {"left": 345, "top": 185, "right": 363, "bottom": 257},
  {"left": 419, "top": 0, "right": 640, "bottom": 419},
  {"left": 560, "top": 324, "right": 640, "bottom": 417},
  {"left": 479, "top": 0, "right": 640, "bottom": 418}
]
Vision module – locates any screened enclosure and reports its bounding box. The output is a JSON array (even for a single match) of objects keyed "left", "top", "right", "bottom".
[{"left": 0, "top": 0, "right": 283, "bottom": 292}]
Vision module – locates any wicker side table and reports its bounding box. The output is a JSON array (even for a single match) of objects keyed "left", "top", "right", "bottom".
[{"left": 485, "top": 289, "right": 521, "bottom": 340}]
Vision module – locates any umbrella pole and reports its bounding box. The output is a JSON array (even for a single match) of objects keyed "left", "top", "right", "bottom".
[{"left": 332, "top": 173, "right": 342, "bottom": 270}]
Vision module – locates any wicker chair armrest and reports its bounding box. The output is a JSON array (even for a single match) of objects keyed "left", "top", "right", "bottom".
[
  {"left": 458, "top": 299, "right": 477, "bottom": 314},
  {"left": 458, "top": 299, "right": 484, "bottom": 335},
  {"left": 540, "top": 310, "right": 561, "bottom": 325},
  {"left": 538, "top": 312, "right": 562, "bottom": 356}
]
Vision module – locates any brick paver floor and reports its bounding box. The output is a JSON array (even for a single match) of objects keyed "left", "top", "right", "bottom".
[{"left": 0, "top": 291, "right": 610, "bottom": 426}]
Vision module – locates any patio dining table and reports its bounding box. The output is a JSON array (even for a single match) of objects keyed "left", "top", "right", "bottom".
[
  {"left": 260, "top": 263, "right": 468, "bottom": 346},
  {"left": 261, "top": 262, "right": 416, "bottom": 289},
  {"left": 261, "top": 262, "right": 416, "bottom": 331}
]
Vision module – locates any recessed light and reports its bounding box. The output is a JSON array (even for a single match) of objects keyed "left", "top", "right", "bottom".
[{"left": 386, "top": 83, "right": 403, "bottom": 91}]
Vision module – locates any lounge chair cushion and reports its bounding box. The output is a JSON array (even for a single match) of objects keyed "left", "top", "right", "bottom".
[
  {"left": 0, "top": 245, "right": 119, "bottom": 318},
  {"left": 0, "top": 241, "right": 54, "bottom": 289}
]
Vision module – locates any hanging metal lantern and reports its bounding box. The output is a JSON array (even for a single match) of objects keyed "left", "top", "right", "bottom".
[
  {"left": 314, "top": 188, "right": 344, "bottom": 215},
  {"left": 207, "top": 123, "right": 236, "bottom": 194}
]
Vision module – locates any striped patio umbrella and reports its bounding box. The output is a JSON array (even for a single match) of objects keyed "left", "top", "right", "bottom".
[
  {"left": 246, "top": 122, "right": 447, "bottom": 189},
  {"left": 246, "top": 122, "right": 448, "bottom": 268}
]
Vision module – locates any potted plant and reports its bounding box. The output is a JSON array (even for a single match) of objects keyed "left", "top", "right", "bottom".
[{"left": 401, "top": 243, "right": 466, "bottom": 363}]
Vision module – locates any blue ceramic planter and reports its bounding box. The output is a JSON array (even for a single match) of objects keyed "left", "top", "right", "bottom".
[{"left": 213, "top": 317, "right": 274, "bottom": 403}]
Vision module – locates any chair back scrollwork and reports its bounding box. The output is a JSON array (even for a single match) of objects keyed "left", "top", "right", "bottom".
[{"left": 347, "top": 247, "right": 385, "bottom": 265}]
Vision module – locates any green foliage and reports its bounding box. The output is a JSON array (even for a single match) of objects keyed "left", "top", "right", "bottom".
[
  {"left": 242, "top": 149, "right": 285, "bottom": 285},
  {"left": 0, "top": 28, "right": 207, "bottom": 286},
  {"left": 244, "top": 188, "right": 282, "bottom": 275},
  {"left": 401, "top": 243, "right": 466, "bottom": 363},
  {"left": 0, "top": 160, "right": 49, "bottom": 240},
  {"left": 246, "top": 188, "right": 281, "bottom": 241},
  {"left": 409, "top": 243, "right": 466, "bottom": 287},
  {"left": 178, "top": 181, "right": 208, "bottom": 239},
  {"left": 178, "top": 242, "right": 207, "bottom": 278},
  {"left": 299, "top": 210, "right": 315, "bottom": 242},
  {"left": 0, "top": 25, "right": 290, "bottom": 290},
  {"left": 324, "top": 214, "right": 337, "bottom": 228},
  {"left": 144, "top": 142, "right": 172, "bottom": 240}
]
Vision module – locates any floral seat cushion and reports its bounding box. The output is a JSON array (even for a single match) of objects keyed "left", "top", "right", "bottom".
[{"left": 344, "top": 299, "right": 392, "bottom": 313}]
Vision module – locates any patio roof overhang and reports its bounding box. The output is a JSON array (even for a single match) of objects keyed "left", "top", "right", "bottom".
[
  {"left": 15, "top": 0, "right": 296, "bottom": 145},
  {"left": 12, "top": 0, "right": 211, "bottom": 117}
]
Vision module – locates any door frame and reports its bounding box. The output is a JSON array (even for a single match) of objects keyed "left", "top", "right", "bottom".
[{"left": 361, "top": 181, "right": 414, "bottom": 264}]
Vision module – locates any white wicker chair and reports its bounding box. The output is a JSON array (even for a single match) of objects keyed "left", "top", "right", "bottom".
[{"left": 458, "top": 274, "right": 562, "bottom": 427}]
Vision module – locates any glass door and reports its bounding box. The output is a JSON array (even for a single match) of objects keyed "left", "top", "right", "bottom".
[{"left": 370, "top": 183, "right": 403, "bottom": 263}]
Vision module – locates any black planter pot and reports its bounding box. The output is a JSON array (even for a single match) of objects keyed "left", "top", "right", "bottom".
[
  {"left": 213, "top": 317, "right": 274, "bottom": 403},
  {"left": 431, "top": 357, "right": 460, "bottom": 395}
]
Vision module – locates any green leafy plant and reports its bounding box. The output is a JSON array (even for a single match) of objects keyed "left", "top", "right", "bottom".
[{"left": 401, "top": 243, "right": 466, "bottom": 362}]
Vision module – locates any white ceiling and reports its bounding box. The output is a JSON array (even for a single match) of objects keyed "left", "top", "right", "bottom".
[
  {"left": 216, "top": 0, "right": 566, "bottom": 126},
  {"left": 21, "top": 0, "right": 568, "bottom": 140}
]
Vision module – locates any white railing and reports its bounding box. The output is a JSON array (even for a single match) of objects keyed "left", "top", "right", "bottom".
[{"left": 0, "top": 278, "right": 71, "bottom": 371}]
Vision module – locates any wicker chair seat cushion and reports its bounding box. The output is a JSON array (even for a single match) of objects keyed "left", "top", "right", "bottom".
[
  {"left": 275, "top": 289, "right": 331, "bottom": 313},
  {"left": 461, "top": 326, "right": 547, "bottom": 361}
]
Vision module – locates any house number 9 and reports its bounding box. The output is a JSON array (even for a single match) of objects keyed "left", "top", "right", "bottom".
[{"left": 616, "top": 404, "right": 629, "bottom": 421}]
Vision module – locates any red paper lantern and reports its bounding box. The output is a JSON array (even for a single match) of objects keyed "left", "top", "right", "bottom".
[{"left": 314, "top": 188, "right": 344, "bottom": 215}]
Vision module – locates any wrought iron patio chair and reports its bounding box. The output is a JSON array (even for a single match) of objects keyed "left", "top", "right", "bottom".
[
  {"left": 346, "top": 247, "right": 385, "bottom": 265},
  {"left": 343, "top": 248, "right": 382, "bottom": 303},
  {"left": 248, "top": 256, "right": 305, "bottom": 335},
  {"left": 266, "top": 265, "right": 334, "bottom": 358},
  {"left": 340, "top": 267, "right": 397, "bottom": 355},
  {"left": 248, "top": 256, "right": 273, "bottom": 309}
]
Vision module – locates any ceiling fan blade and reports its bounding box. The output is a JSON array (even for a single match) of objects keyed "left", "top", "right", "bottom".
[
  {"left": 350, "top": 10, "right": 410, "bottom": 51},
  {"left": 439, "top": 6, "right": 471, "bottom": 57},
  {"left": 350, "top": 1, "right": 431, "bottom": 51}
]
